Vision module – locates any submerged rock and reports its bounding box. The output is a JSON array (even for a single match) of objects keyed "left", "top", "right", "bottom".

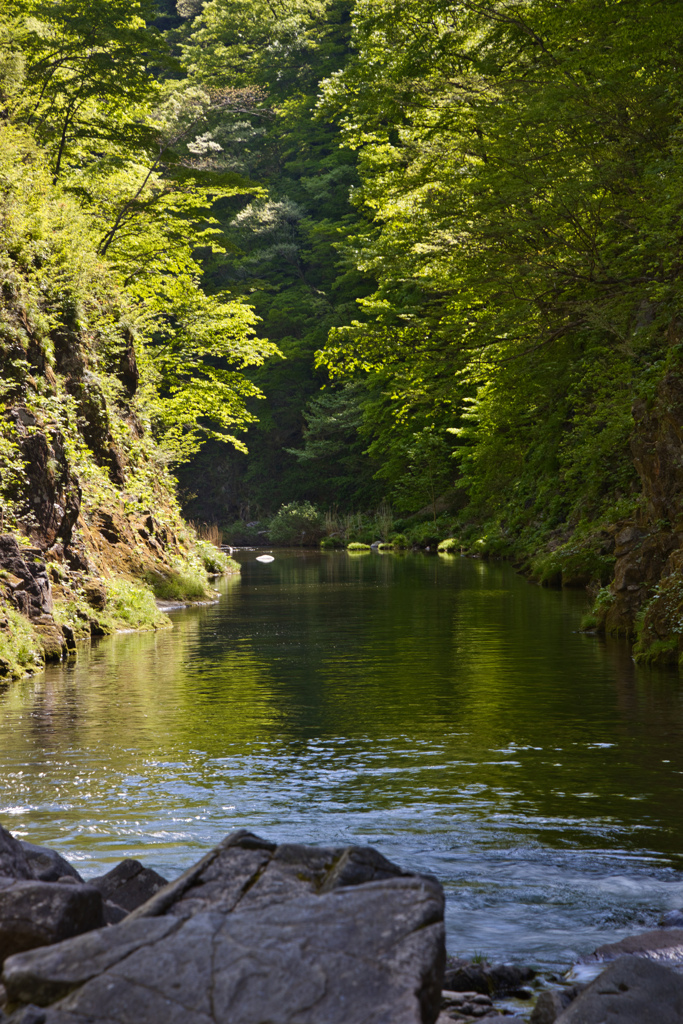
[{"left": 2, "top": 829, "right": 445, "bottom": 1024}]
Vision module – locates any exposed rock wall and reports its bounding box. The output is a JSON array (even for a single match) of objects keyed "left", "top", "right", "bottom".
[{"left": 598, "top": 370, "right": 683, "bottom": 664}]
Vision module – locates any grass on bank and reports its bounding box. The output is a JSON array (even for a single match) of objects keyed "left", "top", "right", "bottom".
[{"left": 0, "top": 608, "right": 45, "bottom": 680}]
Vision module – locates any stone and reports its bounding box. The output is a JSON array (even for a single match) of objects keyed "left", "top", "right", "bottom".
[
  {"left": 31, "top": 627, "right": 65, "bottom": 663},
  {"left": 102, "top": 903, "right": 127, "bottom": 926},
  {"left": 0, "top": 830, "right": 31, "bottom": 882},
  {"left": 530, "top": 988, "right": 580, "bottom": 1024},
  {"left": 443, "top": 959, "right": 536, "bottom": 996},
  {"left": 87, "top": 861, "right": 167, "bottom": 914},
  {"left": 2, "top": 830, "right": 445, "bottom": 1024},
  {"left": 440, "top": 989, "right": 494, "bottom": 1019},
  {"left": 661, "top": 908, "right": 683, "bottom": 927},
  {"left": 0, "top": 880, "right": 103, "bottom": 965},
  {"left": 555, "top": 955, "right": 683, "bottom": 1023},
  {"left": 19, "top": 846, "right": 82, "bottom": 886},
  {"left": 82, "top": 583, "right": 106, "bottom": 611},
  {"left": 0, "top": 540, "right": 52, "bottom": 621},
  {"left": 580, "top": 926, "right": 683, "bottom": 969}
]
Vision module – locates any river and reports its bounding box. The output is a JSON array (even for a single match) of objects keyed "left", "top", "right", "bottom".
[{"left": 2, "top": 551, "right": 683, "bottom": 972}]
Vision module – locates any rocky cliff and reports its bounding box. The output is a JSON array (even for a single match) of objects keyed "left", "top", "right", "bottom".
[
  {"left": 0, "top": 130, "right": 233, "bottom": 680},
  {"left": 596, "top": 369, "right": 683, "bottom": 665}
]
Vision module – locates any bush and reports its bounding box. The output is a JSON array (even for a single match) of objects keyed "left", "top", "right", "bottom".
[
  {"left": 105, "top": 579, "right": 170, "bottom": 630},
  {"left": 438, "top": 537, "right": 461, "bottom": 552},
  {"left": 389, "top": 533, "right": 409, "bottom": 549},
  {"left": 347, "top": 541, "right": 371, "bottom": 551},
  {"left": 320, "top": 536, "right": 343, "bottom": 549},
  {"left": 195, "top": 539, "right": 232, "bottom": 574},
  {"left": 144, "top": 569, "right": 209, "bottom": 601},
  {"left": 269, "top": 502, "right": 324, "bottom": 545},
  {"left": 531, "top": 539, "right": 615, "bottom": 588}
]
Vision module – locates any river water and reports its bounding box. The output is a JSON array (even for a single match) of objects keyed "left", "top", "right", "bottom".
[{"left": 2, "top": 551, "right": 683, "bottom": 971}]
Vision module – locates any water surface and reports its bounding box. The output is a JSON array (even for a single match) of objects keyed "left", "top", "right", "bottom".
[{"left": 2, "top": 552, "right": 683, "bottom": 970}]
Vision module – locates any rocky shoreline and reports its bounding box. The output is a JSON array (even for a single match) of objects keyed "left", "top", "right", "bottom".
[{"left": 2, "top": 825, "right": 683, "bottom": 1023}]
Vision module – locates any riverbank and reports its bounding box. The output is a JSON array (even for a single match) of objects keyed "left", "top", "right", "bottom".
[{"left": 0, "top": 527, "right": 239, "bottom": 681}]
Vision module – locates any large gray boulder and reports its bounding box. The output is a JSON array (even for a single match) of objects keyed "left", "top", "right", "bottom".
[
  {"left": 556, "top": 955, "right": 683, "bottom": 1023},
  {"left": 0, "top": 880, "right": 103, "bottom": 965},
  {"left": 2, "top": 830, "right": 445, "bottom": 1024}
]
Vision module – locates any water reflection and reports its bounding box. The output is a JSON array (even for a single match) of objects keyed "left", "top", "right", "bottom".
[{"left": 1, "top": 553, "right": 683, "bottom": 968}]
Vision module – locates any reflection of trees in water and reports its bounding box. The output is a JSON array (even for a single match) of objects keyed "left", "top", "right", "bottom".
[{"left": 2, "top": 558, "right": 683, "bottom": 863}]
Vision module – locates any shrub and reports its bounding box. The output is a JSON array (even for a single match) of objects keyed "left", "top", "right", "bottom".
[
  {"left": 389, "top": 533, "right": 409, "bottom": 549},
  {"left": 195, "top": 538, "right": 231, "bottom": 574},
  {"left": 144, "top": 569, "right": 209, "bottom": 601},
  {"left": 105, "top": 579, "right": 169, "bottom": 630},
  {"left": 320, "top": 536, "right": 343, "bottom": 549},
  {"left": 347, "top": 541, "right": 371, "bottom": 551},
  {"left": 269, "top": 502, "right": 323, "bottom": 545},
  {"left": 531, "top": 540, "right": 615, "bottom": 588},
  {"left": 438, "top": 538, "right": 461, "bottom": 552}
]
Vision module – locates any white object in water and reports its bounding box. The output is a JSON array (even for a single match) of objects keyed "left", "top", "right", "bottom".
[{"left": 256, "top": 554, "right": 275, "bottom": 563}]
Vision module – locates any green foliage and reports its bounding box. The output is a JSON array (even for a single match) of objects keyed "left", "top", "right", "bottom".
[
  {"left": 437, "top": 538, "right": 460, "bottom": 553},
  {"left": 104, "top": 578, "right": 170, "bottom": 630},
  {"left": 346, "top": 541, "right": 370, "bottom": 551},
  {"left": 194, "top": 537, "right": 237, "bottom": 574},
  {"left": 389, "top": 533, "right": 408, "bottom": 549},
  {"left": 175, "top": 0, "right": 382, "bottom": 514},
  {"left": 312, "top": 0, "right": 683, "bottom": 553},
  {"left": 0, "top": 607, "right": 44, "bottom": 678},
  {"left": 531, "top": 541, "right": 616, "bottom": 589},
  {"left": 144, "top": 567, "right": 210, "bottom": 601},
  {"left": 0, "top": 0, "right": 280, "bottom": 466},
  {"left": 268, "top": 500, "right": 323, "bottom": 545},
  {"left": 320, "top": 536, "right": 343, "bottom": 549}
]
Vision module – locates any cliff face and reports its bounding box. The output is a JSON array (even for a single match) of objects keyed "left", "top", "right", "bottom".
[
  {"left": 598, "top": 371, "right": 683, "bottom": 664},
  {"left": 0, "top": 130, "right": 231, "bottom": 680}
]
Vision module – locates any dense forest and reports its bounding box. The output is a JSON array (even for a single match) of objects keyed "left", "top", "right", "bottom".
[{"left": 2, "top": 0, "right": 683, "bottom": 669}]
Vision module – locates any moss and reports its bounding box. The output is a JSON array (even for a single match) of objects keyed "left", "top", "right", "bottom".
[
  {"left": 634, "top": 635, "right": 679, "bottom": 665},
  {"left": 531, "top": 539, "right": 615, "bottom": 588},
  {"left": 320, "top": 536, "right": 344, "bottom": 549},
  {"left": 347, "top": 541, "right": 371, "bottom": 551},
  {"left": 579, "top": 612, "right": 598, "bottom": 631}
]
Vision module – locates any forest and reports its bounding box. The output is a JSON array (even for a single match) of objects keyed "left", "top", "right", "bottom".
[{"left": 2, "top": 0, "right": 683, "bottom": 666}]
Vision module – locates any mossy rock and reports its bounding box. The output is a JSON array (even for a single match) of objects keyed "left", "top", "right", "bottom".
[{"left": 347, "top": 542, "right": 371, "bottom": 551}]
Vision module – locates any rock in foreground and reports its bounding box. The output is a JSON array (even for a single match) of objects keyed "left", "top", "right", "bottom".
[
  {"left": 556, "top": 955, "right": 683, "bottom": 1023},
  {"left": 2, "top": 829, "right": 445, "bottom": 1024}
]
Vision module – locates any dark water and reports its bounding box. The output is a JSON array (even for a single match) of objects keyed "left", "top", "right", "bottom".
[{"left": 2, "top": 551, "right": 683, "bottom": 970}]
